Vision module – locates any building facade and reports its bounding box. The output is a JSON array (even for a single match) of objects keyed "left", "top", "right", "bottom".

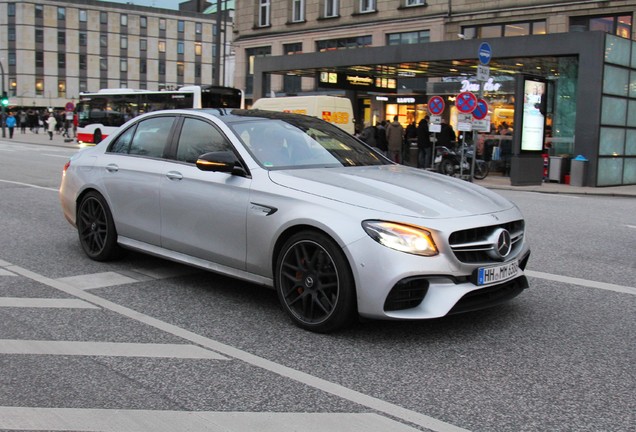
[
  {"left": 233, "top": 0, "right": 636, "bottom": 186},
  {"left": 0, "top": 0, "right": 233, "bottom": 110}
]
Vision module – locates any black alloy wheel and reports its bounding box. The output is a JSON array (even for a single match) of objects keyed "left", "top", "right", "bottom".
[
  {"left": 76, "top": 191, "right": 120, "bottom": 261},
  {"left": 275, "top": 231, "right": 356, "bottom": 333}
]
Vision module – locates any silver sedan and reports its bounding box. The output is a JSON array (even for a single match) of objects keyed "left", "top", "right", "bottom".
[{"left": 60, "top": 109, "right": 530, "bottom": 333}]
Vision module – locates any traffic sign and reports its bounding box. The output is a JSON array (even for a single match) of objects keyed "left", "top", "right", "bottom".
[
  {"left": 477, "top": 65, "right": 490, "bottom": 81},
  {"left": 478, "top": 42, "right": 492, "bottom": 65},
  {"left": 456, "top": 91, "right": 477, "bottom": 114},
  {"left": 65, "top": 102, "right": 75, "bottom": 112},
  {"left": 428, "top": 96, "right": 445, "bottom": 116},
  {"left": 472, "top": 98, "right": 489, "bottom": 120}
]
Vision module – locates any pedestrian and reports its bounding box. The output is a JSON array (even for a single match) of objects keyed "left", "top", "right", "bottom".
[
  {"left": 358, "top": 121, "right": 377, "bottom": 148},
  {"left": 73, "top": 113, "right": 78, "bottom": 138},
  {"left": 19, "top": 110, "right": 27, "bottom": 134},
  {"left": 386, "top": 115, "right": 404, "bottom": 163},
  {"left": 5, "top": 112, "right": 17, "bottom": 139},
  {"left": 46, "top": 114, "right": 57, "bottom": 140},
  {"left": 375, "top": 121, "right": 388, "bottom": 156},
  {"left": 416, "top": 116, "right": 432, "bottom": 169}
]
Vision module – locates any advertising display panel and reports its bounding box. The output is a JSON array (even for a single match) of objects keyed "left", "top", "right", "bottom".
[{"left": 519, "top": 76, "right": 547, "bottom": 152}]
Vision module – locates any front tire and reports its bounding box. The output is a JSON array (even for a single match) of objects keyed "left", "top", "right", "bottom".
[
  {"left": 275, "top": 231, "right": 357, "bottom": 333},
  {"left": 76, "top": 191, "right": 120, "bottom": 261},
  {"left": 473, "top": 160, "right": 490, "bottom": 180},
  {"left": 439, "top": 158, "right": 455, "bottom": 176}
]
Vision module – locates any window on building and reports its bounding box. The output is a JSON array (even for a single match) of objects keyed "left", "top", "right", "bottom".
[
  {"left": 178, "top": 42, "right": 184, "bottom": 54},
  {"left": 121, "top": 36, "right": 128, "bottom": 49},
  {"left": 195, "top": 42, "right": 202, "bottom": 56},
  {"left": 8, "top": 27, "right": 15, "bottom": 42},
  {"left": 8, "top": 3, "right": 15, "bottom": 16},
  {"left": 100, "top": 58, "right": 108, "bottom": 71},
  {"left": 120, "top": 81, "right": 128, "bottom": 88},
  {"left": 100, "top": 35, "right": 108, "bottom": 47},
  {"left": 316, "top": 35, "right": 372, "bottom": 51},
  {"left": 159, "top": 41, "right": 166, "bottom": 52},
  {"left": 58, "top": 30, "right": 66, "bottom": 45},
  {"left": 359, "top": 0, "right": 376, "bottom": 13},
  {"left": 284, "top": 43, "right": 303, "bottom": 93},
  {"left": 58, "top": 53, "right": 65, "bottom": 69},
  {"left": 79, "top": 55, "right": 87, "bottom": 70},
  {"left": 462, "top": 21, "right": 547, "bottom": 39},
  {"left": 121, "top": 59, "right": 128, "bottom": 72},
  {"left": 159, "top": 61, "right": 166, "bottom": 75},
  {"left": 178, "top": 20, "right": 185, "bottom": 32},
  {"left": 79, "top": 80, "right": 87, "bottom": 92},
  {"left": 140, "top": 16, "right": 147, "bottom": 28},
  {"left": 35, "top": 29, "right": 44, "bottom": 43},
  {"left": 100, "top": 12, "right": 108, "bottom": 25},
  {"left": 405, "top": 0, "right": 425, "bottom": 6},
  {"left": 159, "top": 18, "right": 166, "bottom": 31},
  {"left": 35, "top": 5, "right": 43, "bottom": 19},
  {"left": 246, "top": 46, "right": 271, "bottom": 94},
  {"left": 177, "top": 62, "right": 184, "bottom": 76},
  {"left": 9, "top": 78, "right": 17, "bottom": 97},
  {"left": 35, "top": 51, "right": 44, "bottom": 68},
  {"left": 324, "top": 0, "right": 339, "bottom": 18},
  {"left": 292, "top": 0, "right": 305, "bottom": 22},
  {"left": 121, "top": 14, "right": 128, "bottom": 26},
  {"left": 571, "top": 15, "right": 633, "bottom": 39},
  {"left": 195, "top": 64, "right": 201, "bottom": 78},
  {"left": 259, "top": 0, "right": 270, "bottom": 27},
  {"left": 140, "top": 59, "right": 147, "bottom": 74},
  {"left": 140, "top": 39, "right": 147, "bottom": 51},
  {"left": 79, "top": 9, "right": 87, "bottom": 22},
  {"left": 35, "top": 79, "right": 44, "bottom": 96},
  {"left": 79, "top": 31, "right": 87, "bottom": 46},
  {"left": 100, "top": 79, "right": 108, "bottom": 89},
  {"left": 8, "top": 52, "right": 16, "bottom": 66},
  {"left": 58, "top": 7, "right": 66, "bottom": 20},
  {"left": 195, "top": 22, "right": 202, "bottom": 34},
  {"left": 58, "top": 80, "right": 66, "bottom": 97},
  {"left": 387, "top": 30, "right": 430, "bottom": 45}
]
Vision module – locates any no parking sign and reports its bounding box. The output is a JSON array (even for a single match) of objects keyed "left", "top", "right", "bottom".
[
  {"left": 472, "top": 99, "right": 489, "bottom": 120},
  {"left": 428, "top": 96, "right": 445, "bottom": 116},
  {"left": 456, "top": 92, "right": 477, "bottom": 114}
]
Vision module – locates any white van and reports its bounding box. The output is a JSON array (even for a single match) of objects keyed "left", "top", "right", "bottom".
[{"left": 251, "top": 96, "right": 355, "bottom": 134}]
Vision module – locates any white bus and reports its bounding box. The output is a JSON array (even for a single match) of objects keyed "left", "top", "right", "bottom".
[{"left": 76, "top": 85, "right": 243, "bottom": 145}]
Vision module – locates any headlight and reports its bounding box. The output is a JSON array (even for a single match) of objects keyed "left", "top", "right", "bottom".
[{"left": 362, "top": 221, "right": 438, "bottom": 256}]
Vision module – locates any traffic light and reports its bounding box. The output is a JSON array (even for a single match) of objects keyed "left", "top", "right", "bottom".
[{"left": 0, "top": 92, "right": 8, "bottom": 107}]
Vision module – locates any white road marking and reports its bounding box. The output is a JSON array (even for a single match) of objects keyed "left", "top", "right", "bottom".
[
  {"left": 0, "top": 408, "right": 423, "bottom": 432},
  {"left": 0, "top": 179, "right": 58, "bottom": 192},
  {"left": 58, "top": 271, "right": 139, "bottom": 290},
  {"left": 0, "top": 297, "right": 99, "bottom": 308},
  {"left": 627, "top": 224, "right": 636, "bottom": 229},
  {"left": 4, "top": 262, "right": 469, "bottom": 432},
  {"left": 525, "top": 270, "right": 636, "bottom": 295},
  {"left": 0, "top": 340, "right": 228, "bottom": 360}
]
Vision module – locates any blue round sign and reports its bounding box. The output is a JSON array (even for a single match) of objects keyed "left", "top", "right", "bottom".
[
  {"left": 472, "top": 99, "right": 489, "bottom": 120},
  {"left": 478, "top": 42, "right": 492, "bottom": 65}
]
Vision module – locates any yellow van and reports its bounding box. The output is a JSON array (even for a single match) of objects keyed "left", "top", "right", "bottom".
[{"left": 252, "top": 96, "right": 355, "bottom": 134}]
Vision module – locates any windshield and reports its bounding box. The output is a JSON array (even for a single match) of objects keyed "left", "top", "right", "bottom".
[{"left": 230, "top": 117, "right": 391, "bottom": 169}]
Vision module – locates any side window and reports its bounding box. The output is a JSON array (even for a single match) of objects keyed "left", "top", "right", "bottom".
[
  {"left": 176, "top": 118, "right": 232, "bottom": 164},
  {"left": 129, "top": 117, "right": 175, "bottom": 158},
  {"left": 110, "top": 125, "right": 136, "bottom": 154}
]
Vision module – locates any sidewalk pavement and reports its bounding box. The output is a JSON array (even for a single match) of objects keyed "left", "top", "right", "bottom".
[{"left": 3, "top": 128, "right": 635, "bottom": 198}]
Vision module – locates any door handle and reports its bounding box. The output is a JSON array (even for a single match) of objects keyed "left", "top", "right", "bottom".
[
  {"left": 105, "top": 164, "right": 119, "bottom": 173},
  {"left": 166, "top": 171, "right": 183, "bottom": 181}
]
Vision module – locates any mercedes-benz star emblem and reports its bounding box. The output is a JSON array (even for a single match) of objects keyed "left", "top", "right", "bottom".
[{"left": 486, "top": 228, "right": 512, "bottom": 260}]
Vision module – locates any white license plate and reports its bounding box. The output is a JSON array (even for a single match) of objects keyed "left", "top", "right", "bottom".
[{"left": 477, "top": 260, "right": 519, "bottom": 286}]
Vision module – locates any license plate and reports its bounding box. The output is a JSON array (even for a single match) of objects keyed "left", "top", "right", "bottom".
[{"left": 477, "top": 260, "right": 519, "bottom": 286}]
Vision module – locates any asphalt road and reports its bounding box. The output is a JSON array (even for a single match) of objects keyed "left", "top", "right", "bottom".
[{"left": 0, "top": 138, "right": 634, "bottom": 432}]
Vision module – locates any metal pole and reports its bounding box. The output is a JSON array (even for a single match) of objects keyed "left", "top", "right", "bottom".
[
  {"left": 1, "top": 60, "right": 6, "bottom": 138},
  {"left": 213, "top": 0, "right": 222, "bottom": 86}
]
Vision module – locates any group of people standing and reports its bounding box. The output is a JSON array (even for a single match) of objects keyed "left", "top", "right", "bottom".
[
  {"left": 358, "top": 115, "right": 456, "bottom": 169},
  {"left": 2, "top": 109, "right": 74, "bottom": 140}
]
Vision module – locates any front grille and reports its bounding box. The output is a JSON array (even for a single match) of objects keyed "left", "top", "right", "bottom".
[
  {"left": 449, "top": 220, "right": 525, "bottom": 264},
  {"left": 448, "top": 275, "right": 529, "bottom": 315},
  {"left": 384, "top": 277, "right": 429, "bottom": 311}
]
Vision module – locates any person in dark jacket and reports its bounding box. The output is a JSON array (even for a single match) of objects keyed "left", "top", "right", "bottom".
[{"left": 416, "top": 116, "right": 431, "bottom": 169}]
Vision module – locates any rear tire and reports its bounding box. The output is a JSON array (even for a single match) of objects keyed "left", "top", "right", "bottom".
[
  {"left": 439, "top": 159, "right": 455, "bottom": 176},
  {"left": 275, "top": 231, "right": 357, "bottom": 333},
  {"left": 473, "top": 161, "right": 489, "bottom": 180},
  {"left": 76, "top": 191, "right": 120, "bottom": 261}
]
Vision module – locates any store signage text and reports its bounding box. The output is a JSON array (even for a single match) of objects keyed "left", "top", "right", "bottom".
[
  {"left": 460, "top": 78, "right": 502, "bottom": 93},
  {"left": 397, "top": 97, "right": 415, "bottom": 104}
]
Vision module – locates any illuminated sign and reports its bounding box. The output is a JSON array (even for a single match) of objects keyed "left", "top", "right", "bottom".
[{"left": 319, "top": 72, "right": 396, "bottom": 93}]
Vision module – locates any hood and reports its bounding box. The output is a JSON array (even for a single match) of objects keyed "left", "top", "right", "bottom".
[{"left": 269, "top": 165, "right": 514, "bottom": 219}]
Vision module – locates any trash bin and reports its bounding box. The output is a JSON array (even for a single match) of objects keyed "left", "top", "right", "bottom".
[
  {"left": 570, "top": 155, "right": 589, "bottom": 187},
  {"left": 548, "top": 156, "right": 570, "bottom": 183}
]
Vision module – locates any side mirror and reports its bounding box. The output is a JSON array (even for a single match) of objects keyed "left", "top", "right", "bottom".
[{"left": 196, "top": 151, "right": 247, "bottom": 176}]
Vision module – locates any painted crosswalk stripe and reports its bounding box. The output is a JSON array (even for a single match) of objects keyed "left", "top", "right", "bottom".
[
  {"left": 0, "top": 340, "right": 228, "bottom": 360},
  {"left": 0, "top": 297, "right": 99, "bottom": 308},
  {"left": 0, "top": 408, "right": 423, "bottom": 432}
]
